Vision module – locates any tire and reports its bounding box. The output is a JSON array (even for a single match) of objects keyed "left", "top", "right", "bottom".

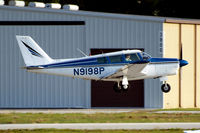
[
  {"left": 113, "top": 82, "right": 122, "bottom": 93},
  {"left": 161, "top": 83, "right": 171, "bottom": 93},
  {"left": 121, "top": 84, "right": 130, "bottom": 92}
]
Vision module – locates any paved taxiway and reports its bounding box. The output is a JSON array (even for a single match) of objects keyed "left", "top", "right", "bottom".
[
  {"left": 0, "top": 123, "right": 200, "bottom": 130},
  {"left": 0, "top": 108, "right": 147, "bottom": 114}
]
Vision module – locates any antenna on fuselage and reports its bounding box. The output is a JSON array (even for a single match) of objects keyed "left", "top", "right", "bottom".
[{"left": 77, "top": 48, "right": 88, "bottom": 57}]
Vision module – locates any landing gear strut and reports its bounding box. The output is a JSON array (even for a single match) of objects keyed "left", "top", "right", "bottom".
[
  {"left": 161, "top": 81, "right": 171, "bottom": 93},
  {"left": 121, "top": 76, "right": 129, "bottom": 91},
  {"left": 113, "top": 82, "right": 130, "bottom": 93}
]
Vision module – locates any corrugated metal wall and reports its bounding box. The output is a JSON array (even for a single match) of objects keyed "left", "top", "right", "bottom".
[
  {"left": 0, "top": 25, "right": 89, "bottom": 108},
  {"left": 0, "top": 6, "right": 164, "bottom": 108}
]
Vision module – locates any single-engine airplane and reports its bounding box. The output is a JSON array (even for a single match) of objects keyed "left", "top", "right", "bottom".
[{"left": 16, "top": 35, "right": 188, "bottom": 93}]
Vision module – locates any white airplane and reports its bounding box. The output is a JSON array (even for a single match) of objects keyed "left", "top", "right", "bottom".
[{"left": 16, "top": 35, "right": 188, "bottom": 93}]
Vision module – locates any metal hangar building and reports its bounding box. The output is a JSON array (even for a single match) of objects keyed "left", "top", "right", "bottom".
[{"left": 0, "top": 4, "right": 199, "bottom": 109}]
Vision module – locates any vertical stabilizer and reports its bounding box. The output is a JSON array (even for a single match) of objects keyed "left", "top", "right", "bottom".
[{"left": 16, "top": 35, "right": 53, "bottom": 66}]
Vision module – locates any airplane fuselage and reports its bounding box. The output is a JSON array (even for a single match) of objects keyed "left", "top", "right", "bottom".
[{"left": 27, "top": 51, "right": 180, "bottom": 82}]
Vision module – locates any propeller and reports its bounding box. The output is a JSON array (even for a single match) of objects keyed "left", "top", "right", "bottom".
[
  {"left": 180, "top": 43, "right": 183, "bottom": 60},
  {"left": 178, "top": 43, "right": 188, "bottom": 107},
  {"left": 179, "top": 43, "right": 188, "bottom": 67}
]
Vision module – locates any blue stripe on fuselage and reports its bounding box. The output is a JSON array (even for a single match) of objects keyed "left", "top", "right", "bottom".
[
  {"left": 42, "top": 58, "right": 97, "bottom": 68},
  {"left": 150, "top": 58, "right": 179, "bottom": 63}
]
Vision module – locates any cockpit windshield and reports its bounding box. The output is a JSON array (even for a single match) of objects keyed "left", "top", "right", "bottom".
[{"left": 141, "top": 52, "right": 151, "bottom": 60}]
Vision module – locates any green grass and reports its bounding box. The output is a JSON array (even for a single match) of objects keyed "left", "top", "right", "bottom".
[
  {"left": 0, "top": 111, "right": 200, "bottom": 124},
  {"left": 0, "top": 129, "right": 187, "bottom": 133}
]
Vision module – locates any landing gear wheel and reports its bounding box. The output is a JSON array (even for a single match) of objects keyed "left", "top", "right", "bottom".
[
  {"left": 161, "top": 83, "right": 171, "bottom": 93},
  {"left": 113, "top": 82, "right": 122, "bottom": 93},
  {"left": 121, "top": 84, "right": 130, "bottom": 92}
]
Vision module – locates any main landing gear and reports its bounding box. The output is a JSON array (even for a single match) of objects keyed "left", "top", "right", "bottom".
[
  {"left": 161, "top": 81, "right": 171, "bottom": 93},
  {"left": 113, "top": 77, "right": 171, "bottom": 93},
  {"left": 113, "top": 76, "right": 130, "bottom": 93},
  {"left": 113, "top": 82, "right": 130, "bottom": 92}
]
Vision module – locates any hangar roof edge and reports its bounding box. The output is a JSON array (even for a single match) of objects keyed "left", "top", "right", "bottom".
[
  {"left": 1, "top": 6, "right": 200, "bottom": 24},
  {"left": 0, "top": 5, "right": 165, "bottom": 22}
]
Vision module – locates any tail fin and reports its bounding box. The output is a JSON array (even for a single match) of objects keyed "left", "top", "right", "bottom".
[{"left": 16, "top": 35, "right": 53, "bottom": 66}]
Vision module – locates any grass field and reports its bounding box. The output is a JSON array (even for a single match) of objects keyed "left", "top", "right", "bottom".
[
  {"left": 0, "top": 129, "right": 188, "bottom": 133},
  {"left": 0, "top": 110, "right": 200, "bottom": 124}
]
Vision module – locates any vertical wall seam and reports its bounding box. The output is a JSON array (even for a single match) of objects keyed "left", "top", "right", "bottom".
[
  {"left": 179, "top": 24, "right": 182, "bottom": 108},
  {"left": 194, "top": 24, "right": 197, "bottom": 107}
]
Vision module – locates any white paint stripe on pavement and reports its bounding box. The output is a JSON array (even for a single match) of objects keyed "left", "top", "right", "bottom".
[
  {"left": 0, "top": 123, "right": 200, "bottom": 130},
  {"left": 155, "top": 111, "right": 200, "bottom": 114}
]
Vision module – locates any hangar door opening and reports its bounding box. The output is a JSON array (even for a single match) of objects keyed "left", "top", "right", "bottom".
[{"left": 91, "top": 49, "right": 144, "bottom": 107}]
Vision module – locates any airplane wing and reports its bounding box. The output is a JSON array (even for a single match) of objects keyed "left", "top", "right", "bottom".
[{"left": 100, "top": 63, "right": 149, "bottom": 79}]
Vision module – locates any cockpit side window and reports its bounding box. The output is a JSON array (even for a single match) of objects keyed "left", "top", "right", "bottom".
[
  {"left": 109, "top": 55, "right": 123, "bottom": 63},
  {"left": 97, "top": 57, "right": 108, "bottom": 64},
  {"left": 125, "top": 53, "right": 140, "bottom": 62}
]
